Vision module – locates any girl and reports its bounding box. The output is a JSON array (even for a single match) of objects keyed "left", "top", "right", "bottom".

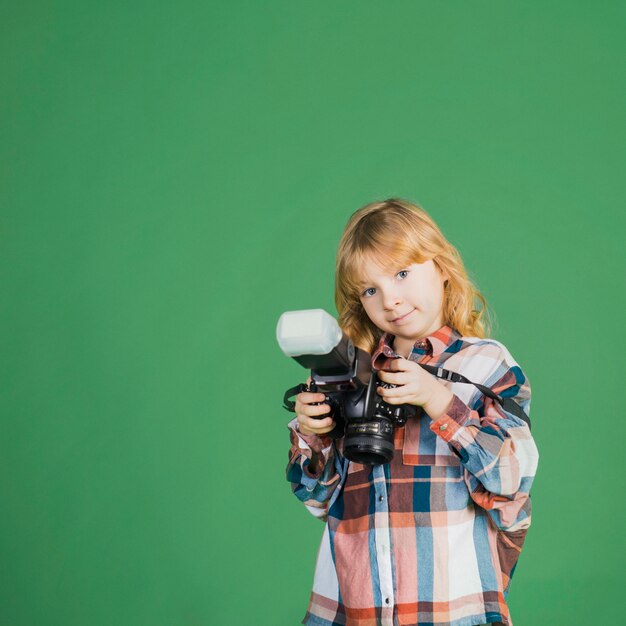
[{"left": 286, "top": 198, "right": 539, "bottom": 626}]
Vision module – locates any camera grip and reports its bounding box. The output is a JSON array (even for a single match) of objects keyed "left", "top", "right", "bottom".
[
  {"left": 307, "top": 382, "right": 345, "bottom": 440},
  {"left": 306, "top": 381, "right": 333, "bottom": 420}
]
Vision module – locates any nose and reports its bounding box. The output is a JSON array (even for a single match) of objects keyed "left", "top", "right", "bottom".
[{"left": 381, "top": 287, "right": 403, "bottom": 311}]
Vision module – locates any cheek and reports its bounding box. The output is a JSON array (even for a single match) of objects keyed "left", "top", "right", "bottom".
[
  {"left": 416, "top": 284, "right": 444, "bottom": 309},
  {"left": 360, "top": 299, "right": 379, "bottom": 320},
  {"left": 429, "top": 284, "right": 446, "bottom": 309}
]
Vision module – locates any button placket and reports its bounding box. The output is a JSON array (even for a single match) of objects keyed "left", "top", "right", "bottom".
[{"left": 372, "top": 465, "right": 395, "bottom": 625}]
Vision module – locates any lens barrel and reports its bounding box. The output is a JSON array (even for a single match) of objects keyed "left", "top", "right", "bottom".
[{"left": 343, "top": 418, "right": 395, "bottom": 465}]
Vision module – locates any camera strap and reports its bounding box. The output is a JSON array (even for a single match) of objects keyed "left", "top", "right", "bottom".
[
  {"left": 418, "top": 363, "right": 531, "bottom": 428},
  {"left": 372, "top": 341, "right": 530, "bottom": 428},
  {"left": 283, "top": 383, "right": 308, "bottom": 412},
  {"left": 282, "top": 372, "right": 530, "bottom": 429},
  {"left": 283, "top": 356, "right": 531, "bottom": 430}
]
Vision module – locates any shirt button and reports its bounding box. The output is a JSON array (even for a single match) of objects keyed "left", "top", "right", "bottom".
[
  {"left": 385, "top": 598, "right": 390, "bottom": 605},
  {"left": 439, "top": 423, "right": 448, "bottom": 431},
  {"left": 378, "top": 495, "right": 384, "bottom": 502}
]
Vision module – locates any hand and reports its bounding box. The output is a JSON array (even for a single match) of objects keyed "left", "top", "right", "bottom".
[
  {"left": 294, "top": 376, "right": 336, "bottom": 436},
  {"left": 376, "top": 357, "right": 440, "bottom": 407}
]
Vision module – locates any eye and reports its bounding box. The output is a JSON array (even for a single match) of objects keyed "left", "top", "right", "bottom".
[{"left": 361, "top": 269, "right": 409, "bottom": 298}]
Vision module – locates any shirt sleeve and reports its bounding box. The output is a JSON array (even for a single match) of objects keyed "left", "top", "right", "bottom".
[
  {"left": 429, "top": 343, "right": 539, "bottom": 532},
  {"left": 285, "top": 417, "right": 344, "bottom": 521}
]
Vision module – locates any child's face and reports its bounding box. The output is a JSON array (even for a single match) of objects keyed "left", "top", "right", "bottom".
[{"left": 358, "top": 256, "right": 448, "bottom": 356}]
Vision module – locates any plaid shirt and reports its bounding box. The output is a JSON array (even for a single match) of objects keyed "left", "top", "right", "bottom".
[{"left": 286, "top": 325, "right": 539, "bottom": 626}]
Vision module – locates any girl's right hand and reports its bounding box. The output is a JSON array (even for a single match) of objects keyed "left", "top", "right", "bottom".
[{"left": 295, "top": 376, "right": 336, "bottom": 436}]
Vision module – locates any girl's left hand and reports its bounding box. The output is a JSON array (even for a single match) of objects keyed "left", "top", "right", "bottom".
[{"left": 376, "top": 357, "right": 438, "bottom": 407}]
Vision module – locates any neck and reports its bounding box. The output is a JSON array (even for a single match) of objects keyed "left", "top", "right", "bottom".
[{"left": 392, "top": 338, "right": 415, "bottom": 359}]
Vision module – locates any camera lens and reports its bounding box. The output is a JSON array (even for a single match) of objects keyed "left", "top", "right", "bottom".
[{"left": 343, "top": 416, "right": 395, "bottom": 465}]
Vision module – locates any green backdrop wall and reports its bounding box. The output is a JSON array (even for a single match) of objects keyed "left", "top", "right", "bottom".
[{"left": 1, "top": 2, "right": 623, "bottom": 625}]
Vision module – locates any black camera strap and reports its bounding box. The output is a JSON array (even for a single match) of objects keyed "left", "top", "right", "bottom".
[
  {"left": 282, "top": 373, "right": 530, "bottom": 429},
  {"left": 418, "top": 363, "right": 531, "bottom": 428},
  {"left": 283, "top": 383, "right": 309, "bottom": 412},
  {"left": 372, "top": 341, "right": 531, "bottom": 429}
]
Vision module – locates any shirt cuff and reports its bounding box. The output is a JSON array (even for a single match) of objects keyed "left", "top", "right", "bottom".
[
  {"left": 287, "top": 417, "right": 334, "bottom": 478},
  {"left": 429, "top": 393, "right": 474, "bottom": 443},
  {"left": 287, "top": 417, "right": 332, "bottom": 453}
]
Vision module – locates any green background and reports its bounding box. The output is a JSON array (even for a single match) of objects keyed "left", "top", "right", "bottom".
[{"left": 1, "top": 2, "right": 624, "bottom": 625}]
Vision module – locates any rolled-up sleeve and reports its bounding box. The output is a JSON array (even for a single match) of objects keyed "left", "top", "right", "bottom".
[
  {"left": 429, "top": 348, "right": 539, "bottom": 532},
  {"left": 286, "top": 418, "right": 344, "bottom": 521}
]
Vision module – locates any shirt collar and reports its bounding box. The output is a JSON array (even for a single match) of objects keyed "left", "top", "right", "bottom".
[
  {"left": 426, "top": 324, "right": 463, "bottom": 358},
  {"left": 371, "top": 324, "right": 462, "bottom": 370}
]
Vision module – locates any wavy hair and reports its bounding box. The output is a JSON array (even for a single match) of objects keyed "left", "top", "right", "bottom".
[{"left": 334, "top": 198, "right": 494, "bottom": 353}]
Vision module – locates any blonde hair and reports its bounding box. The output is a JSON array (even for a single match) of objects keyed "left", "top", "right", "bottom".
[{"left": 334, "top": 198, "right": 494, "bottom": 353}]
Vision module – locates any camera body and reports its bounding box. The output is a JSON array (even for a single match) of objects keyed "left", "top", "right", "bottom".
[{"left": 277, "top": 309, "right": 419, "bottom": 465}]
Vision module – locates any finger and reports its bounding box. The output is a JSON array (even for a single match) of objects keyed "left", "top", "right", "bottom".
[
  {"left": 299, "top": 403, "right": 332, "bottom": 418},
  {"left": 384, "top": 357, "right": 407, "bottom": 369},
  {"left": 379, "top": 384, "right": 415, "bottom": 399},
  {"left": 385, "top": 358, "right": 401, "bottom": 369},
  {"left": 383, "top": 394, "right": 415, "bottom": 405},
  {"left": 300, "top": 424, "right": 335, "bottom": 436},
  {"left": 298, "top": 412, "right": 333, "bottom": 426},
  {"left": 298, "top": 392, "right": 327, "bottom": 404},
  {"left": 295, "top": 398, "right": 330, "bottom": 414},
  {"left": 294, "top": 396, "right": 327, "bottom": 413},
  {"left": 378, "top": 371, "right": 406, "bottom": 385},
  {"left": 377, "top": 380, "right": 412, "bottom": 398},
  {"left": 299, "top": 415, "right": 335, "bottom": 432},
  {"left": 380, "top": 394, "right": 404, "bottom": 404}
]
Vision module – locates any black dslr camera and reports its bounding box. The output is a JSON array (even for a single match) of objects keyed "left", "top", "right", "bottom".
[{"left": 276, "top": 309, "right": 419, "bottom": 465}]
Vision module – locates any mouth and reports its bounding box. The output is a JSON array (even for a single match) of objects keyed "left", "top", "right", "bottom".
[{"left": 391, "top": 309, "right": 415, "bottom": 323}]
